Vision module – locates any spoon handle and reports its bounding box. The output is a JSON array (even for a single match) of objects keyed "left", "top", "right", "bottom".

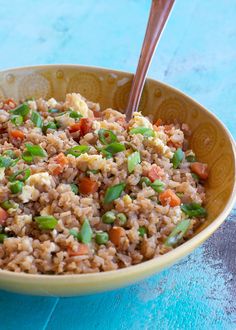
[{"left": 125, "top": 0, "right": 175, "bottom": 121}]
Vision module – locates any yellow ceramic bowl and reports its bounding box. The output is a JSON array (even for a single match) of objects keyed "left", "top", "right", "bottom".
[{"left": 0, "top": 65, "right": 235, "bottom": 296}]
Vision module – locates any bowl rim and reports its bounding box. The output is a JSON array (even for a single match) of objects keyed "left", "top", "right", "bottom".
[{"left": 0, "top": 64, "right": 235, "bottom": 284}]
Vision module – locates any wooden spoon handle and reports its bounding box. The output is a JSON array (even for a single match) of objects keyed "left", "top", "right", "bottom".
[{"left": 125, "top": 0, "right": 175, "bottom": 121}]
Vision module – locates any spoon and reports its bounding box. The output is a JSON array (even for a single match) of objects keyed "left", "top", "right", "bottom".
[{"left": 125, "top": 0, "right": 175, "bottom": 121}]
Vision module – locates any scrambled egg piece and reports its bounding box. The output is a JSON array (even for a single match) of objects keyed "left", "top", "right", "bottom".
[
  {"left": 76, "top": 153, "right": 106, "bottom": 171},
  {"left": 130, "top": 112, "right": 153, "bottom": 129},
  {"left": 65, "top": 93, "right": 93, "bottom": 118},
  {"left": 19, "top": 185, "right": 40, "bottom": 203},
  {"left": 26, "top": 172, "right": 52, "bottom": 189}
]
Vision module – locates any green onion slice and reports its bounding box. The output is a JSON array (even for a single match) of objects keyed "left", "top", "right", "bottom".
[
  {"left": 48, "top": 108, "right": 59, "bottom": 114},
  {"left": 22, "top": 151, "right": 33, "bottom": 163},
  {"left": 150, "top": 179, "right": 165, "bottom": 193},
  {"left": 127, "top": 151, "right": 141, "bottom": 173},
  {"left": 165, "top": 219, "right": 191, "bottom": 246},
  {"left": 69, "top": 229, "right": 79, "bottom": 238},
  {"left": 11, "top": 103, "right": 30, "bottom": 118},
  {"left": 186, "top": 155, "right": 196, "bottom": 163},
  {"left": 78, "top": 219, "right": 93, "bottom": 244},
  {"left": 31, "top": 111, "right": 43, "bottom": 128},
  {"left": 102, "top": 143, "right": 125, "bottom": 156},
  {"left": 70, "top": 183, "right": 79, "bottom": 195},
  {"left": 0, "top": 234, "right": 7, "bottom": 243},
  {"left": 138, "top": 227, "right": 147, "bottom": 237},
  {"left": 34, "top": 215, "right": 58, "bottom": 230},
  {"left": 104, "top": 183, "right": 126, "bottom": 204},
  {"left": 69, "top": 111, "right": 83, "bottom": 119},
  {"left": 129, "top": 127, "right": 155, "bottom": 137},
  {"left": 171, "top": 148, "right": 184, "bottom": 169},
  {"left": 9, "top": 181, "right": 23, "bottom": 194},
  {"left": 191, "top": 173, "right": 199, "bottom": 181},
  {"left": 11, "top": 115, "right": 23, "bottom": 126},
  {"left": 98, "top": 129, "right": 117, "bottom": 145},
  {"left": 0, "top": 200, "right": 16, "bottom": 210},
  {"left": 9, "top": 168, "right": 31, "bottom": 182},
  {"left": 65, "top": 145, "right": 90, "bottom": 157},
  {"left": 25, "top": 143, "right": 47, "bottom": 158},
  {"left": 181, "top": 203, "right": 207, "bottom": 218},
  {"left": 2, "top": 150, "right": 16, "bottom": 159},
  {"left": 42, "top": 122, "right": 57, "bottom": 134},
  {"left": 0, "top": 156, "right": 18, "bottom": 168}
]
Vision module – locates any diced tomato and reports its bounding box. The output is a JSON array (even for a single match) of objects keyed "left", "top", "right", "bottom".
[
  {"left": 109, "top": 227, "right": 126, "bottom": 246},
  {"left": 3, "top": 98, "right": 17, "bottom": 109},
  {"left": 67, "top": 244, "right": 89, "bottom": 256},
  {"left": 69, "top": 118, "right": 93, "bottom": 137},
  {"left": 10, "top": 130, "right": 25, "bottom": 140},
  {"left": 147, "top": 164, "right": 164, "bottom": 182},
  {"left": 190, "top": 162, "right": 209, "bottom": 180},
  {"left": 159, "top": 189, "right": 181, "bottom": 207},
  {"left": 154, "top": 118, "right": 163, "bottom": 127},
  {"left": 0, "top": 207, "right": 8, "bottom": 225},
  {"left": 79, "top": 177, "right": 98, "bottom": 195}
]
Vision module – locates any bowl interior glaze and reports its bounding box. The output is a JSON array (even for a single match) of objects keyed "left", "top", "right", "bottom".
[{"left": 0, "top": 65, "right": 235, "bottom": 296}]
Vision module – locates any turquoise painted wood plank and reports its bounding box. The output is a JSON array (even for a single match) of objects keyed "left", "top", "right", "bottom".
[{"left": 0, "top": 0, "right": 235, "bottom": 329}]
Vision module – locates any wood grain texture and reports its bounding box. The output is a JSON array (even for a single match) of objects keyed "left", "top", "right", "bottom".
[{"left": 0, "top": 0, "right": 235, "bottom": 329}]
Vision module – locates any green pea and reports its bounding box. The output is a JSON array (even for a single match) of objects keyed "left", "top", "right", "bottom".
[
  {"left": 102, "top": 211, "right": 116, "bottom": 224},
  {"left": 70, "top": 183, "right": 79, "bottom": 195},
  {"left": 95, "top": 232, "right": 109, "bottom": 245},
  {"left": 116, "top": 213, "right": 127, "bottom": 225},
  {"left": 0, "top": 234, "right": 7, "bottom": 243}
]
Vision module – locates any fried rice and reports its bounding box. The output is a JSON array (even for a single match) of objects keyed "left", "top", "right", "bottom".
[{"left": 0, "top": 93, "right": 208, "bottom": 274}]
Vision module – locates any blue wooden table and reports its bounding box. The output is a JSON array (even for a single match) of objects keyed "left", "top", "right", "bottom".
[{"left": 0, "top": 1, "right": 235, "bottom": 329}]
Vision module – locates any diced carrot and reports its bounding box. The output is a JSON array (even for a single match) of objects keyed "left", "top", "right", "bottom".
[
  {"left": 51, "top": 153, "right": 69, "bottom": 175},
  {"left": 147, "top": 164, "right": 164, "bottom": 182},
  {"left": 10, "top": 130, "right": 25, "bottom": 140},
  {"left": 4, "top": 98, "right": 17, "bottom": 109},
  {"left": 79, "top": 177, "right": 98, "bottom": 195},
  {"left": 67, "top": 244, "right": 89, "bottom": 256},
  {"left": 159, "top": 189, "right": 181, "bottom": 207},
  {"left": 154, "top": 118, "right": 163, "bottom": 127},
  {"left": 190, "top": 162, "right": 209, "bottom": 180},
  {"left": 69, "top": 118, "right": 93, "bottom": 136},
  {"left": 109, "top": 227, "right": 126, "bottom": 246},
  {"left": 80, "top": 118, "right": 93, "bottom": 136},
  {"left": 69, "top": 122, "right": 81, "bottom": 133},
  {"left": 0, "top": 207, "right": 8, "bottom": 225}
]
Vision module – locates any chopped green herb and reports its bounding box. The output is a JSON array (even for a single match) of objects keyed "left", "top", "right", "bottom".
[
  {"left": 9, "top": 168, "right": 31, "bottom": 182},
  {"left": 0, "top": 234, "right": 7, "bottom": 243},
  {"left": 11, "top": 115, "right": 23, "bottom": 126},
  {"left": 150, "top": 179, "right": 165, "bottom": 193},
  {"left": 42, "top": 122, "right": 57, "bottom": 134},
  {"left": 104, "top": 183, "right": 126, "bottom": 204},
  {"left": 65, "top": 145, "right": 90, "bottom": 157},
  {"left": 128, "top": 151, "right": 141, "bottom": 173},
  {"left": 0, "top": 200, "right": 16, "bottom": 210},
  {"left": 181, "top": 203, "right": 207, "bottom": 218},
  {"left": 130, "top": 127, "right": 155, "bottom": 137},
  {"left": 9, "top": 181, "right": 23, "bottom": 194},
  {"left": 186, "top": 155, "right": 196, "bottom": 163},
  {"left": 165, "top": 219, "right": 190, "bottom": 246},
  {"left": 11, "top": 103, "right": 30, "bottom": 118},
  {"left": 25, "top": 143, "right": 47, "bottom": 158},
  {"left": 171, "top": 148, "right": 184, "bottom": 169},
  {"left": 116, "top": 213, "right": 127, "bottom": 225},
  {"left": 70, "top": 183, "right": 79, "bottom": 195},
  {"left": 102, "top": 211, "right": 116, "bottom": 224},
  {"left": 78, "top": 219, "right": 93, "bottom": 244},
  {"left": 34, "top": 215, "right": 58, "bottom": 230},
  {"left": 98, "top": 129, "right": 117, "bottom": 145},
  {"left": 138, "top": 227, "right": 147, "bottom": 237},
  {"left": 31, "top": 111, "right": 43, "bottom": 128},
  {"left": 95, "top": 232, "right": 109, "bottom": 245}
]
